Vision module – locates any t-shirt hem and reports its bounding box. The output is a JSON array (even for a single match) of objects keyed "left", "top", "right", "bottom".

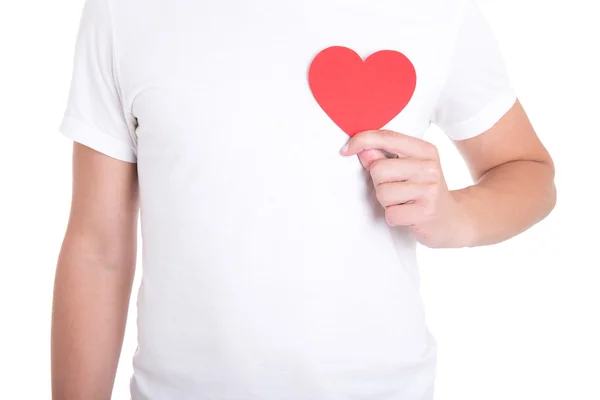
[
  {"left": 443, "top": 89, "right": 517, "bottom": 141},
  {"left": 58, "top": 115, "right": 137, "bottom": 163}
]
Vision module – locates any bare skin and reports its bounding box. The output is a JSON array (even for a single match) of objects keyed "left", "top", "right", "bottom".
[
  {"left": 51, "top": 144, "right": 138, "bottom": 400},
  {"left": 341, "top": 100, "right": 556, "bottom": 248},
  {"left": 51, "top": 99, "right": 554, "bottom": 398}
]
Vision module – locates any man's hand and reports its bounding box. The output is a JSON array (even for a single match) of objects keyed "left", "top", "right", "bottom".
[
  {"left": 339, "top": 101, "right": 556, "bottom": 249},
  {"left": 340, "top": 129, "right": 473, "bottom": 248}
]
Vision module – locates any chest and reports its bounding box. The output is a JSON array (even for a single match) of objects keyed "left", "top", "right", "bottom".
[{"left": 118, "top": 1, "right": 453, "bottom": 147}]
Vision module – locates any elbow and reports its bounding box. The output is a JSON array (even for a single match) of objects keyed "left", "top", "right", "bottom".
[
  {"left": 60, "top": 226, "right": 137, "bottom": 273},
  {"left": 539, "top": 157, "right": 557, "bottom": 220},
  {"left": 543, "top": 180, "right": 557, "bottom": 219},
  {"left": 546, "top": 179, "right": 557, "bottom": 217}
]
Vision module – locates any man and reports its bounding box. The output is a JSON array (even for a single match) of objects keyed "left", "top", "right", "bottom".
[{"left": 51, "top": 0, "right": 556, "bottom": 399}]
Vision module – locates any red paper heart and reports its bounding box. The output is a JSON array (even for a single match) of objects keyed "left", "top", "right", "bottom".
[{"left": 309, "top": 46, "right": 417, "bottom": 137}]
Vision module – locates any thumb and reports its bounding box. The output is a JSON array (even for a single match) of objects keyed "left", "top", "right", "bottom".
[{"left": 357, "top": 149, "right": 387, "bottom": 170}]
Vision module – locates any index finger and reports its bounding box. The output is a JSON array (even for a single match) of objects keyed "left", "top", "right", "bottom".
[{"left": 340, "top": 130, "right": 437, "bottom": 159}]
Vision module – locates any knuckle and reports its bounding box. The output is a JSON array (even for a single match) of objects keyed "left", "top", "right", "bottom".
[
  {"left": 369, "top": 159, "right": 384, "bottom": 175},
  {"left": 370, "top": 159, "right": 389, "bottom": 181},
  {"left": 375, "top": 186, "right": 386, "bottom": 204},
  {"left": 422, "top": 142, "right": 439, "bottom": 159},
  {"left": 375, "top": 185, "right": 391, "bottom": 205},
  {"left": 353, "top": 131, "right": 368, "bottom": 142},
  {"left": 380, "top": 129, "right": 398, "bottom": 138},
  {"left": 385, "top": 207, "right": 400, "bottom": 226},
  {"left": 424, "top": 160, "right": 440, "bottom": 181},
  {"left": 424, "top": 183, "right": 439, "bottom": 198},
  {"left": 359, "top": 130, "right": 376, "bottom": 138}
]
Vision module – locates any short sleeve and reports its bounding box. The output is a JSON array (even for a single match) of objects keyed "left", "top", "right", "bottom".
[
  {"left": 432, "top": 0, "right": 517, "bottom": 141},
  {"left": 58, "top": 0, "right": 137, "bottom": 162}
]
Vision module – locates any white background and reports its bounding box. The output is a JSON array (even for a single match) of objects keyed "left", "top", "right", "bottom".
[{"left": 1, "top": 0, "right": 598, "bottom": 399}]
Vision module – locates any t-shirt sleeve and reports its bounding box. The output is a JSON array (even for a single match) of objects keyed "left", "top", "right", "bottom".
[
  {"left": 58, "top": 0, "right": 137, "bottom": 163},
  {"left": 432, "top": 0, "right": 517, "bottom": 141}
]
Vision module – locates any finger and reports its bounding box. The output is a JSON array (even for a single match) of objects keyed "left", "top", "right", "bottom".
[
  {"left": 375, "top": 182, "right": 432, "bottom": 207},
  {"left": 370, "top": 158, "right": 440, "bottom": 185},
  {"left": 385, "top": 203, "right": 425, "bottom": 227},
  {"left": 340, "top": 130, "right": 438, "bottom": 159},
  {"left": 357, "top": 149, "right": 386, "bottom": 169}
]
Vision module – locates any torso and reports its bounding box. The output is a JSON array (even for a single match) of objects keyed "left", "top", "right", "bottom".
[{"left": 110, "top": 1, "right": 466, "bottom": 398}]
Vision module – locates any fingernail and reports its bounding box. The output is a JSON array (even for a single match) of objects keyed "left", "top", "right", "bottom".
[{"left": 340, "top": 143, "right": 349, "bottom": 154}]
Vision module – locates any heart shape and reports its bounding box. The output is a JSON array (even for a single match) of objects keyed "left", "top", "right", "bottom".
[{"left": 309, "top": 46, "right": 417, "bottom": 137}]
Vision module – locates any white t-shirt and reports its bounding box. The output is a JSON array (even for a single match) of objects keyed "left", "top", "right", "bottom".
[{"left": 58, "top": 0, "right": 516, "bottom": 398}]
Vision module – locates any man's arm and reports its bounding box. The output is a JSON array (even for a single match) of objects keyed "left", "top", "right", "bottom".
[
  {"left": 51, "top": 143, "right": 139, "bottom": 399},
  {"left": 340, "top": 100, "right": 556, "bottom": 248},
  {"left": 452, "top": 100, "right": 556, "bottom": 246}
]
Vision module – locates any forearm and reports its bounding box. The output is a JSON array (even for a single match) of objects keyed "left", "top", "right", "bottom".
[
  {"left": 51, "top": 235, "right": 135, "bottom": 400},
  {"left": 452, "top": 159, "right": 556, "bottom": 247}
]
